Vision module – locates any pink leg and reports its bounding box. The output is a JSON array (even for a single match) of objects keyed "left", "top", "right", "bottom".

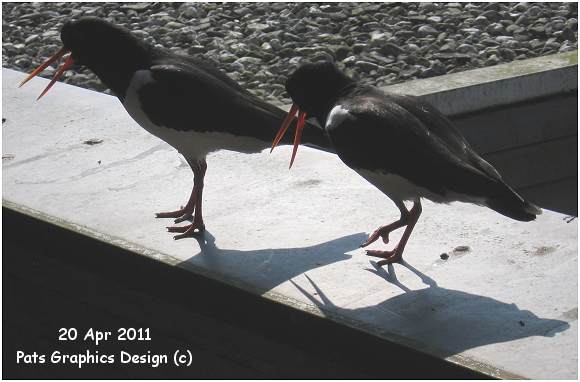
[
  {"left": 361, "top": 200, "right": 410, "bottom": 247},
  {"left": 156, "top": 157, "right": 205, "bottom": 223},
  {"left": 155, "top": 186, "right": 196, "bottom": 223},
  {"left": 366, "top": 200, "right": 422, "bottom": 265},
  {"left": 163, "top": 159, "right": 207, "bottom": 239}
]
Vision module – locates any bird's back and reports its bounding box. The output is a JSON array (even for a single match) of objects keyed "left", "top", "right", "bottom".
[{"left": 133, "top": 51, "right": 330, "bottom": 150}]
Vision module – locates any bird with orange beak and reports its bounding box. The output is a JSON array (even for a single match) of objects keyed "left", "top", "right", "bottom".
[
  {"left": 272, "top": 62, "right": 541, "bottom": 265},
  {"left": 20, "top": 17, "right": 329, "bottom": 239}
]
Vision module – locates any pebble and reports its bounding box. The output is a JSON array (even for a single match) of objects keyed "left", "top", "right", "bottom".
[
  {"left": 2, "top": 2, "right": 576, "bottom": 106},
  {"left": 193, "top": 22, "right": 210, "bottom": 32},
  {"left": 474, "top": 15, "right": 490, "bottom": 26},
  {"left": 486, "top": 54, "right": 501, "bottom": 65},
  {"left": 418, "top": 3, "right": 437, "bottom": 13},
  {"left": 165, "top": 21, "right": 184, "bottom": 29},
  {"left": 260, "top": 42, "right": 272, "bottom": 51},
  {"left": 342, "top": 56, "right": 357, "bottom": 65},
  {"left": 496, "top": 35, "right": 514, "bottom": 43},
  {"left": 462, "top": 27, "right": 482, "bottom": 35},
  {"left": 455, "top": 43, "right": 475, "bottom": 54},
  {"left": 499, "top": 48, "right": 517, "bottom": 60},
  {"left": 560, "top": 27, "right": 577, "bottom": 42},
  {"left": 234, "top": 56, "right": 262, "bottom": 65},
  {"left": 246, "top": 23, "right": 269, "bottom": 32},
  {"left": 512, "top": 3, "right": 528, "bottom": 13},
  {"left": 418, "top": 25, "right": 439, "bottom": 35},
  {"left": 352, "top": 43, "right": 366, "bottom": 54},
  {"left": 355, "top": 60, "right": 379, "bottom": 72},
  {"left": 437, "top": 41, "right": 453, "bottom": 52},
  {"left": 295, "top": 47, "right": 318, "bottom": 56},
  {"left": 506, "top": 24, "right": 525, "bottom": 34},
  {"left": 333, "top": 45, "right": 351, "bottom": 60},
  {"left": 379, "top": 42, "right": 405, "bottom": 56},
  {"left": 24, "top": 34, "right": 40, "bottom": 44},
  {"left": 515, "top": 14, "right": 531, "bottom": 26},
  {"left": 311, "top": 51, "right": 334, "bottom": 63}
]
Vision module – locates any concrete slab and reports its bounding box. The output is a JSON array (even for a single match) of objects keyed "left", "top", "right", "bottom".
[
  {"left": 2, "top": 68, "right": 577, "bottom": 379},
  {"left": 383, "top": 51, "right": 578, "bottom": 116}
]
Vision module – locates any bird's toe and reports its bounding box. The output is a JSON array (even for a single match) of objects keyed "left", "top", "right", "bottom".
[
  {"left": 174, "top": 214, "right": 193, "bottom": 224},
  {"left": 381, "top": 233, "right": 390, "bottom": 244},
  {"left": 376, "top": 256, "right": 402, "bottom": 266},
  {"left": 156, "top": 209, "right": 185, "bottom": 219},
  {"left": 171, "top": 222, "right": 205, "bottom": 240},
  {"left": 167, "top": 225, "right": 189, "bottom": 233},
  {"left": 361, "top": 233, "right": 379, "bottom": 248},
  {"left": 365, "top": 249, "right": 402, "bottom": 266}
]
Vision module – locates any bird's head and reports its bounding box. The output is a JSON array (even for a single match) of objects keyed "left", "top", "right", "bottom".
[
  {"left": 60, "top": 17, "right": 148, "bottom": 68},
  {"left": 285, "top": 62, "right": 352, "bottom": 119},
  {"left": 20, "top": 17, "right": 151, "bottom": 99},
  {"left": 271, "top": 62, "right": 353, "bottom": 168}
]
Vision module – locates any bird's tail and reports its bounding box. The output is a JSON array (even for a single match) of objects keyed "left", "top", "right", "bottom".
[{"left": 485, "top": 181, "right": 542, "bottom": 222}]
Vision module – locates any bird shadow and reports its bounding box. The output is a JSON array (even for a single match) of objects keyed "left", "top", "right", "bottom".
[
  {"left": 176, "top": 230, "right": 367, "bottom": 294},
  {"left": 290, "top": 260, "right": 570, "bottom": 357}
]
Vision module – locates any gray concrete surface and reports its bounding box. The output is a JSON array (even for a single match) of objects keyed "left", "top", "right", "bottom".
[
  {"left": 2, "top": 68, "right": 578, "bottom": 379},
  {"left": 384, "top": 51, "right": 578, "bottom": 116}
]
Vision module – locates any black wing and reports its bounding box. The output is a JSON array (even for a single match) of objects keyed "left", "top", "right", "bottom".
[
  {"left": 387, "top": 92, "right": 502, "bottom": 180},
  {"left": 138, "top": 63, "right": 330, "bottom": 148},
  {"left": 326, "top": 95, "right": 505, "bottom": 198}
]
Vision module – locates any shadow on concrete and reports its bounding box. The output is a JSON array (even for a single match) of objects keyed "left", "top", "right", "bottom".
[
  {"left": 176, "top": 230, "right": 366, "bottom": 294},
  {"left": 4, "top": 206, "right": 491, "bottom": 379},
  {"left": 291, "top": 260, "right": 570, "bottom": 358}
]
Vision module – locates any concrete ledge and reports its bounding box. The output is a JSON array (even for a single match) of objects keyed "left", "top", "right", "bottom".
[
  {"left": 2, "top": 68, "right": 578, "bottom": 379},
  {"left": 5, "top": 206, "right": 490, "bottom": 379},
  {"left": 383, "top": 51, "right": 578, "bottom": 116}
]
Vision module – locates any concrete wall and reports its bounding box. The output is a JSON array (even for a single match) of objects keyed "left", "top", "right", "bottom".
[
  {"left": 453, "top": 93, "right": 577, "bottom": 215},
  {"left": 384, "top": 52, "right": 578, "bottom": 215}
]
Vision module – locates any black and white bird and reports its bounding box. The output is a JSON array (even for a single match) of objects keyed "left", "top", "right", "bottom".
[
  {"left": 272, "top": 62, "right": 541, "bottom": 265},
  {"left": 20, "top": 17, "right": 329, "bottom": 239}
]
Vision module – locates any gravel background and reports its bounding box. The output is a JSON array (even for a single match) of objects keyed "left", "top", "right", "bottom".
[{"left": 2, "top": 2, "right": 578, "bottom": 105}]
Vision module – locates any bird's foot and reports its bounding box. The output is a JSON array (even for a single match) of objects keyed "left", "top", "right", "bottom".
[
  {"left": 167, "top": 221, "right": 205, "bottom": 240},
  {"left": 173, "top": 213, "right": 193, "bottom": 224},
  {"left": 361, "top": 224, "right": 399, "bottom": 247},
  {"left": 156, "top": 208, "right": 185, "bottom": 219},
  {"left": 366, "top": 249, "right": 403, "bottom": 266},
  {"left": 156, "top": 208, "right": 194, "bottom": 224}
]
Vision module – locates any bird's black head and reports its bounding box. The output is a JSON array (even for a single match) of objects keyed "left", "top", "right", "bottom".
[
  {"left": 285, "top": 62, "right": 354, "bottom": 125},
  {"left": 60, "top": 17, "right": 152, "bottom": 96},
  {"left": 61, "top": 18, "right": 142, "bottom": 66},
  {"left": 20, "top": 17, "right": 153, "bottom": 99},
  {"left": 270, "top": 62, "right": 355, "bottom": 168}
]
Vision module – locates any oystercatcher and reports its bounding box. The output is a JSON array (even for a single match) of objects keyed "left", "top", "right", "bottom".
[
  {"left": 271, "top": 62, "right": 541, "bottom": 265},
  {"left": 20, "top": 17, "right": 329, "bottom": 239}
]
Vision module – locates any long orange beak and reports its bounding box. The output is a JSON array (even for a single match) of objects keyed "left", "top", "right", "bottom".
[
  {"left": 19, "top": 47, "right": 74, "bottom": 100},
  {"left": 270, "top": 103, "right": 298, "bottom": 153},
  {"left": 270, "top": 103, "right": 307, "bottom": 169}
]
